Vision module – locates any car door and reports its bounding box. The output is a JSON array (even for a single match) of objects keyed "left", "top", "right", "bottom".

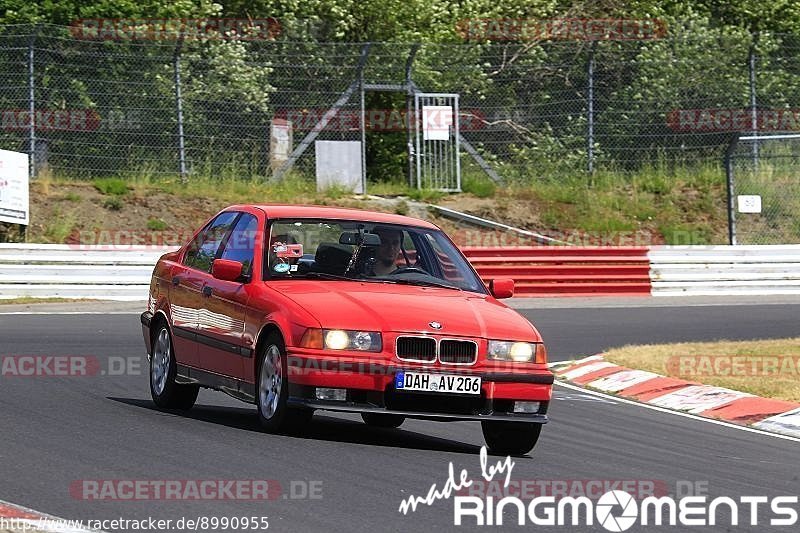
[
  {"left": 196, "top": 212, "right": 259, "bottom": 379},
  {"left": 171, "top": 211, "right": 239, "bottom": 369}
]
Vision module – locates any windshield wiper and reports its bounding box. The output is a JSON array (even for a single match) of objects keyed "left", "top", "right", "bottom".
[
  {"left": 304, "top": 272, "right": 380, "bottom": 282},
  {"left": 379, "top": 277, "right": 462, "bottom": 291}
]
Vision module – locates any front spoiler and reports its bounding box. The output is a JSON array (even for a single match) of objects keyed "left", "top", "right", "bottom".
[{"left": 287, "top": 397, "right": 549, "bottom": 424}]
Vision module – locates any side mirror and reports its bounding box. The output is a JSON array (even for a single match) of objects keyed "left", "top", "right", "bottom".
[
  {"left": 489, "top": 278, "right": 514, "bottom": 299},
  {"left": 212, "top": 259, "right": 244, "bottom": 282}
]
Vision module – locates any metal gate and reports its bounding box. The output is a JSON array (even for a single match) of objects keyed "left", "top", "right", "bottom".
[
  {"left": 413, "top": 93, "right": 461, "bottom": 191},
  {"left": 725, "top": 133, "right": 800, "bottom": 244}
]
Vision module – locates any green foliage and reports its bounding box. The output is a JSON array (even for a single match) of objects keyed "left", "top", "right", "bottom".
[
  {"left": 405, "top": 188, "right": 446, "bottom": 203},
  {"left": 94, "top": 178, "right": 129, "bottom": 196},
  {"left": 103, "top": 196, "right": 124, "bottom": 210},
  {"left": 318, "top": 183, "right": 352, "bottom": 199},
  {"left": 146, "top": 218, "right": 168, "bottom": 230},
  {"left": 658, "top": 222, "right": 713, "bottom": 245},
  {"left": 41, "top": 208, "right": 78, "bottom": 242},
  {"left": 462, "top": 174, "right": 496, "bottom": 197}
]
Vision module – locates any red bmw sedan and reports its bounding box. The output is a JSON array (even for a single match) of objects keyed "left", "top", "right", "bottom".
[{"left": 141, "top": 205, "right": 553, "bottom": 454}]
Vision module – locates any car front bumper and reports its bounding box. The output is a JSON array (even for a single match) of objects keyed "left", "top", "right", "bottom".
[
  {"left": 287, "top": 397, "right": 549, "bottom": 423},
  {"left": 285, "top": 348, "right": 553, "bottom": 423}
]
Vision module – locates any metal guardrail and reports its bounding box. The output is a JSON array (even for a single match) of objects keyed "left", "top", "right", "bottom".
[
  {"left": 3, "top": 244, "right": 800, "bottom": 300},
  {"left": 649, "top": 245, "right": 800, "bottom": 296},
  {"left": 0, "top": 244, "right": 173, "bottom": 301},
  {"left": 461, "top": 246, "right": 652, "bottom": 297}
]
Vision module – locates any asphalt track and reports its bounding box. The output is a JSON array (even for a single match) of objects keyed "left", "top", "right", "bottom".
[{"left": 0, "top": 301, "right": 798, "bottom": 532}]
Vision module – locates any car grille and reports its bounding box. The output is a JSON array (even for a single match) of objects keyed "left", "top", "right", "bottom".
[
  {"left": 396, "top": 336, "right": 436, "bottom": 362},
  {"left": 439, "top": 339, "right": 478, "bottom": 365}
]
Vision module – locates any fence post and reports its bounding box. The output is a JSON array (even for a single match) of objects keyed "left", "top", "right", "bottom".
[
  {"left": 405, "top": 44, "right": 419, "bottom": 188},
  {"left": 173, "top": 35, "right": 187, "bottom": 182},
  {"left": 748, "top": 37, "right": 759, "bottom": 168},
  {"left": 725, "top": 134, "right": 739, "bottom": 245},
  {"left": 587, "top": 42, "right": 596, "bottom": 177},
  {"left": 27, "top": 29, "right": 36, "bottom": 180},
  {"left": 359, "top": 54, "right": 366, "bottom": 194}
]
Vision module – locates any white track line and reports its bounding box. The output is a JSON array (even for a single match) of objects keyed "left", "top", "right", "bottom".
[
  {"left": 555, "top": 380, "right": 800, "bottom": 444},
  {"left": 0, "top": 311, "right": 139, "bottom": 315}
]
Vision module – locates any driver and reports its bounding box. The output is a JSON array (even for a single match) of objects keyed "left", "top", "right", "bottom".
[{"left": 371, "top": 227, "right": 403, "bottom": 275}]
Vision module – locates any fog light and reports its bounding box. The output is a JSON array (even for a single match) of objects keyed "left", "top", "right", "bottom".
[
  {"left": 512, "top": 401, "right": 541, "bottom": 413},
  {"left": 315, "top": 388, "right": 347, "bottom": 401}
]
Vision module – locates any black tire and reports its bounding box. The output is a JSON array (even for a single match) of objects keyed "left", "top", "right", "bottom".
[
  {"left": 481, "top": 421, "right": 542, "bottom": 455},
  {"left": 361, "top": 412, "right": 405, "bottom": 428},
  {"left": 256, "top": 333, "right": 313, "bottom": 433},
  {"left": 150, "top": 323, "right": 199, "bottom": 410}
]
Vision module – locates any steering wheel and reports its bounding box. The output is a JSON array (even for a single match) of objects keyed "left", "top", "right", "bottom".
[{"left": 390, "top": 266, "right": 429, "bottom": 275}]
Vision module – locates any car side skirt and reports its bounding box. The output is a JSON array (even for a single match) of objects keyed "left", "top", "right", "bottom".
[{"left": 176, "top": 364, "right": 256, "bottom": 404}]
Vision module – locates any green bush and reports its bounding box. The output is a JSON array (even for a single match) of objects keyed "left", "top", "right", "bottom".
[
  {"left": 103, "top": 197, "right": 124, "bottom": 211},
  {"left": 94, "top": 178, "right": 129, "bottom": 196},
  {"left": 462, "top": 175, "right": 496, "bottom": 198},
  {"left": 147, "top": 218, "right": 168, "bottom": 231}
]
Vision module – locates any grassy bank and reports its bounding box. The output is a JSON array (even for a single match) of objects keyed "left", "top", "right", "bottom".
[
  {"left": 2, "top": 164, "right": 730, "bottom": 246},
  {"left": 604, "top": 338, "right": 800, "bottom": 402}
]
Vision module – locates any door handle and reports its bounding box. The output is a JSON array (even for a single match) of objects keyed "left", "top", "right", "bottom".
[{"left": 202, "top": 286, "right": 213, "bottom": 297}]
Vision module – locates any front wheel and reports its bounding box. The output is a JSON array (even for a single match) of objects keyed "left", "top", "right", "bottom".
[
  {"left": 150, "top": 325, "right": 199, "bottom": 410},
  {"left": 481, "top": 421, "right": 542, "bottom": 455},
  {"left": 257, "top": 334, "right": 312, "bottom": 433},
  {"left": 361, "top": 412, "right": 405, "bottom": 428}
]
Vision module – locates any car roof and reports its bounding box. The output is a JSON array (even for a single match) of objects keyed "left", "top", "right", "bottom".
[{"left": 229, "top": 204, "right": 440, "bottom": 230}]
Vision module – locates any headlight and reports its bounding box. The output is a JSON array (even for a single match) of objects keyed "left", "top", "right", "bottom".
[
  {"left": 488, "top": 341, "right": 547, "bottom": 363},
  {"left": 323, "top": 329, "right": 382, "bottom": 352}
]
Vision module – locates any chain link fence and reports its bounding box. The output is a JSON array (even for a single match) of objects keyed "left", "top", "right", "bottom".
[
  {"left": 726, "top": 134, "right": 800, "bottom": 244},
  {"left": 1, "top": 24, "right": 800, "bottom": 192}
]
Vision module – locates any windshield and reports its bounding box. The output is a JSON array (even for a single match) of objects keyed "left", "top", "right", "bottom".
[{"left": 266, "top": 219, "right": 487, "bottom": 294}]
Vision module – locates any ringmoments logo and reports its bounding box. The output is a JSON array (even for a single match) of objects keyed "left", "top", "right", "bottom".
[
  {"left": 453, "top": 491, "right": 799, "bottom": 528},
  {"left": 398, "top": 449, "right": 799, "bottom": 529}
]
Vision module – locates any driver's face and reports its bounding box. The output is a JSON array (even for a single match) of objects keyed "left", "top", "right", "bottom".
[{"left": 376, "top": 232, "right": 402, "bottom": 263}]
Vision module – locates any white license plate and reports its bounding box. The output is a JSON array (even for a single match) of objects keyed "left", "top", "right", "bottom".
[{"left": 395, "top": 372, "right": 481, "bottom": 395}]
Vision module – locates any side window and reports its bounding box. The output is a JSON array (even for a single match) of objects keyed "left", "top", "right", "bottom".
[
  {"left": 183, "top": 211, "right": 239, "bottom": 272},
  {"left": 219, "top": 213, "right": 259, "bottom": 279},
  {"left": 424, "top": 232, "right": 466, "bottom": 283}
]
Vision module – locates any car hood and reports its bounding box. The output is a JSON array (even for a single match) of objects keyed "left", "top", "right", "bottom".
[{"left": 272, "top": 280, "right": 540, "bottom": 341}]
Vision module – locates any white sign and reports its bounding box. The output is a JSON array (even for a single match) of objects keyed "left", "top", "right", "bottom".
[
  {"left": 315, "top": 140, "right": 362, "bottom": 194},
  {"left": 737, "top": 194, "right": 762, "bottom": 213},
  {"left": 0, "top": 149, "right": 29, "bottom": 226},
  {"left": 269, "top": 118, "right": 292, "bottom": 172},
  {"left": 422, "top": 105, "right": 453, "bottom": 141}
]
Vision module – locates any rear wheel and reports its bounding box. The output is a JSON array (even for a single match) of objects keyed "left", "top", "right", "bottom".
[
  {"left": 481, "top": 421, "right": 542, "bottom": 455},
  {"left": 257, "top": 333, "right": 312, "bottom": 432},
  {"left": 361, "top": 413, "right": 405, "bottom": 428},
  {"left": 150, "top": 324, "right": 199, "bottom": 410}
]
